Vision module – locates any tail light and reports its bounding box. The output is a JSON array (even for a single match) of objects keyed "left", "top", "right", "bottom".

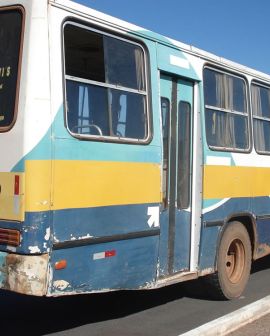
[{"left": 0, "top": 228, "right": 20, "bottom": 246}]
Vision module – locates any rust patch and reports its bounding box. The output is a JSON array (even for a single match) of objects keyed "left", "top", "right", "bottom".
[
  {"left": 255, "top": 243, "right": 270, "bottom": 259},
  {"left": 3, "top": 253, "right": 49, "bottom": 296}
]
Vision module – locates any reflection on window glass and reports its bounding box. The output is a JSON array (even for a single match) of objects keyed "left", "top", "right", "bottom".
[
  {"left": 252, "top": 84, "right": 270, "bottom": 153},
  {"left": 66, "top": 80, "right": 146, "bottom": 139},
  {"left": 64, "top": 23, "right": 148, "bottom": 141},
  {"left": 0, "top": 9, "right": 23, "bottom": 130},
  {"left": 203, "top": 68, "right": 249, "bottom": 150},
  {"left": 205, "top": 109, "right": 248, "bottom": 150}
]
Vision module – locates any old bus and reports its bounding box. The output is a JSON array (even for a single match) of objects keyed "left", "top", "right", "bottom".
[{"left": 0, "top": 0, "right": 269, "bottom": 299}]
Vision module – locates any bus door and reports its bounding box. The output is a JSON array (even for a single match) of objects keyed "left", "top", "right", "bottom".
[{"left": 159, "top": 73, "right": 193, "bottom": 276}]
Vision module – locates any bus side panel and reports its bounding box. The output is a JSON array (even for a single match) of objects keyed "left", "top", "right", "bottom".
[
  {"left": 199, "top": 157, "right": 270, "bottom": 271},
  {"left": 49, "top": 236, "right": 159, "bottom": 295}
]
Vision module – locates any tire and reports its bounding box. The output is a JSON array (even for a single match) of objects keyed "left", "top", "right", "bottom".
[{"left": 206, "top": 221, "right": 252, "bottom": 300}]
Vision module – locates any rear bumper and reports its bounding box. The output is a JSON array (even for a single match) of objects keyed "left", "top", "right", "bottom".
[{"left": 0, "top": 251, "right": 49, "bottom": 296}]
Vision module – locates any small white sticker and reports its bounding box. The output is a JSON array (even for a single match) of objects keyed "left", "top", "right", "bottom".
[
  {"left": 13, "top": 195, "right": 20, "bottom": 215},
  {"left": 93, "top": 252, "right": 105, "bottom": 260},
  {"left": 170, "top": 55, "right": 190, "bottom": 69},
  {"left": 147, "top": 206, "right": 160, "bottom": 228}
]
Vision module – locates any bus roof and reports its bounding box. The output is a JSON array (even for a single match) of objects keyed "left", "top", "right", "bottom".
[{"left": 50, "top": 0, "right": 270, "bottom": 82}]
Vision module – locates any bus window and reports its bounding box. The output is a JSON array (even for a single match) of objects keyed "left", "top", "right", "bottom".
[
  {"left": 203, "top": 68, "right": 249, "bottom": 151},
  {"left": 161, "top": 97, "right": 170, "bottom": 206},
  {"left": 0, "top": 8, "right": 23, "bottom": 131},
  {"left": 251, "top": 83, "right": 270, "bottom": 154},
  {"left": 64, "top": 23, "right": 148, "bottom": 141}
]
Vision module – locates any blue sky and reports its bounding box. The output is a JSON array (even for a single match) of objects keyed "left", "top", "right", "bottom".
[{"left": 75, "top": 0, "right": 270, "bottom": 75}]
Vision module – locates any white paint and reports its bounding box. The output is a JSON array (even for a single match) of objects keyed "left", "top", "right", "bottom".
[
  {"left": 180, "top": 295, "right": 270, "bottom": 336},
  {"left": 170, "top": 55, "right": 190, "bottom": 69},
  {"left": 53, "top": 280, "right": 70, "bottom": 291},
  {"left": 93, "top": 252, "right": 105, "bottom": 260},
  {"left": 44, "top": 227, "right": 50, "bottom": 241},
  {"left": 202, "top": 198, "right": 230, "bottom": 214},
  {"left": 206, "top": 156, "right": 231, "bottom": 166},
  {"left": 147, "top": 206, "right": 160, "bottom": 228},
  {"left": 78, "top": 234, "right": 93, "bottom": 240},
  {"left": 13, "top": 195, "right": 20, "bottom": 215},
  {"left": 38, "top": 200, "right": 48, "bottom": 206},
  {"left": 189, "top": 82, "right": 203, "bottom": 273},
  {"left": 232, "top": 150, "right": 270, "bottom": 168},
  {"left": 6, "top": 245, "right": 16, "bottom": 253},
  {"left": 28, "top": 246, "right": 41, "bottom": 254}
]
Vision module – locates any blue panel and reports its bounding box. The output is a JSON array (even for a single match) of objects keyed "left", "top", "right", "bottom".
[
  {"left": 0, "top": 252, "right": 7, "bottom": 286},
  {"left": 50, "top": 236, "right": 159, "bottom": 294},
  {"left": 53, "top": 203, "right": 159, "bottom": 242},
  {"left": 257, "top": 219, "right": 270, "bottom": 245},
  {"left": 158, "top": 211, "right": 169, "bottom": 276},
  {"left": 0, "top": 212, "right": 52, "bottom": 254},
  {"left": 157, "top": 44, "right": 199, "bottom": 80},
  {"left": 199, "top": 225, "right": 221, "bottom": 270},
  {"left": 174, "top": 210, "right": 191, "bottom": 272}
]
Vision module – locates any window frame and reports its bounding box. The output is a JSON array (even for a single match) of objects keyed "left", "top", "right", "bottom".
[
  {"left": 62, "top": 20, "right": 152, "bottom": 144},
  {"left": 0, "top": 6, "right": 25, "bottom": 133},
  {"left": 203, "top": 65, "right": 251, "bottom": 153},
  {"left": 251, "top": 80, "right": 270, "bottom": 155}
]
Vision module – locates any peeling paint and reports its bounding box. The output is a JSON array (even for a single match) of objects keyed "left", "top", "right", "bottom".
[
  {"left": 44, "top": 227, "right": 50, "bottom": 241},
  {"left": 53, "top": 280, "right": 70, "bottom": 291},
  {"left": 53, "top": 236, "right": 59, "bottom": 243},
  {"left": 78, "top": 233, "right": 93, "bottom": 240},
  {"left": 69, "top": 233, "right": 93, "bottom": 241},
  {"left": 29, "top": 246, "right": 41, "bottom": 254},
  {"left": 6, "top": 246, "right": 16, "bottom": 253},
  {"left": 37, "top": 200, "right": 48, "bottom": 206},
  {"left": 0, "top": 252, "right": 49, "bottom": 296}
]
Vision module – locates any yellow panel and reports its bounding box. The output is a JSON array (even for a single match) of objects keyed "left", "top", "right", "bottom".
[
  {"left": 52, "top": 160, "right": 162, "bottom": 210},
  {"left": 204, "top": 165, "right": 270, "bottom": 199},
  {"left": 25, "top": 160, "right": 52, "bottom": 212},
  {"left": 24, "top": 160, "right": 162, "bottom": 212},
  {"left": 0, "top": 172, "right": 25, "bottom": 221}
]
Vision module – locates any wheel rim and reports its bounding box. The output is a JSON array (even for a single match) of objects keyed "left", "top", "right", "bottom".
[{"left": 225, "top": 238, "right": 245, "bottom": 284}]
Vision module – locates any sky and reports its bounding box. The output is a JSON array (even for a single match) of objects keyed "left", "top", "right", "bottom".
[{"left": 74, "top": 0, "right": 270, "bottom": 75}]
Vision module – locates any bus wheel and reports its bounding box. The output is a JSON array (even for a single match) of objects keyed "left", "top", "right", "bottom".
[{"left": 208, "top": 221, "right": 251, "bottom": 300}]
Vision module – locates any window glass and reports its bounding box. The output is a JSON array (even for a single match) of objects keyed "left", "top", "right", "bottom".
[
  {"left": 252, "top": 84, "right": 270, "bottom": 153},
  {"left": 161, "top": 97, "right": 170, "bottom": 205},
  {"left": 177, "top": 101, "right": 191, "bottom": 209},
  {"left": 104, "top": 36, "right": 145, "bottom": 91},
  {"left": 66, "top": 80, "right": 146, "bottom": 139},
  {"left": 205, "top": 109, "right": 248, "bottom": 149},
  {"left": 203, "top": 68, "right": 249, "bottom": 150},
  {"left": 0, "top": 9, "right": 23, "bottom": 130},
  {"left": 64, "top": 23, "right": 148, "bottom": 141}
]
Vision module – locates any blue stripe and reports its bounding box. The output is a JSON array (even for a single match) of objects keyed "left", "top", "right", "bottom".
[{"left": 53, "top": 203, "right": 160, "bottom": 243}]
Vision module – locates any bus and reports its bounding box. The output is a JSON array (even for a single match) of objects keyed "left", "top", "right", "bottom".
[{"left": 0, "top": 0, "right": 269, "bottom": 300}]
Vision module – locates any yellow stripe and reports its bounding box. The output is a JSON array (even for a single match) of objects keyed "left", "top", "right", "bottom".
[
  {"left": 25, "top": 160, "right": 52, "bottom": 212},
  {"left": 204, "top": 165, "right": 270, "bottom": 199},
  {"left": 25, "top": 160, "right": 162, "bottom": 212},
  {"left": 0, "top": 172, "right": 25, "bottom": 221}
]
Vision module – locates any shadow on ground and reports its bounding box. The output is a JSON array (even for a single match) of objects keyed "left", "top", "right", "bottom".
[{"left": 1, "top": 254, "right": 269, "bottom": 335}]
